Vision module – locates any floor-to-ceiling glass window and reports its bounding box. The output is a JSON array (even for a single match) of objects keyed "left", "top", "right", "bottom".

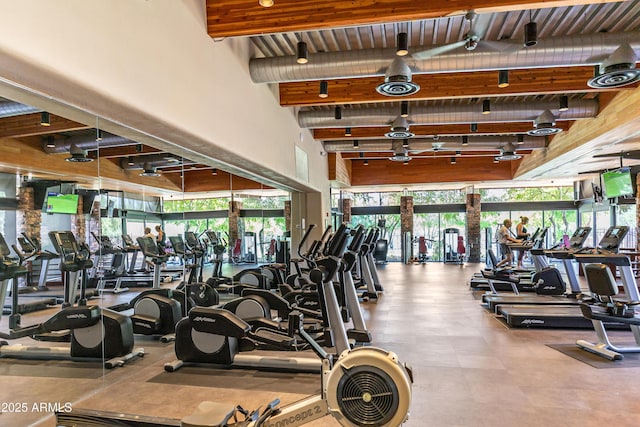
[{"left": 617, "top": 203, "right": 637, "bottom": 248}]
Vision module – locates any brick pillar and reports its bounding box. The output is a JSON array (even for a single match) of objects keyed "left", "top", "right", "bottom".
[
  {"left": 466, "top": 193, "right": 481, "bottom": 262},
  {"left": 400, "top": 196, "right": 414, "bottom": 260},
  {"left": 341, "top": 198, "right": 352, "bottom": 224},
  {"left": 17, "top": 186, "right": 41, "bottom": 239},
  {"left": 228, "top": 200, "right": 243, "bottom": 242},
  {"left": 70, "top": 195, "right": 86, "bottom": 243},
  {"left": 84, "top": 198, "right": 101, "bottom": 252},
  {"left": 284, "top": 200, "right": 291, "bottom": 232}
]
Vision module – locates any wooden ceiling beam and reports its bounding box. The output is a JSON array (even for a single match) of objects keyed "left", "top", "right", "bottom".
[
  {"left": 280, "top": 67, "right": 627, "bottom": 107},
  {"left": 0, "top": 113, "right": 90, "bottom": 138},
  {"left": 314, "top": 122, "right": 573, "bottom": 140},
  {"left": 207, "top": 0, "right": 622, "bottom": 38}
]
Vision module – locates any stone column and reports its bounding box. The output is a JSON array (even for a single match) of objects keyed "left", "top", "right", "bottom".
[
  {"left": 341, "top": 198, "right": 352, "bottom": 224},
  {"left": 228, "top": 200, "right": 243, "bottom": 243},
  {"left": 466, "top": 193, "right": 481, "bottom": 263},
  {"left": 84, "top": 197, "right": 102, "bottom": 252},
  {"left": 17, "top": 186, "right": 40, "bottom": 239},
  {"left": 400, "top": 196, "right": 413, "bottom": 260},
  {"left": 284, "top": 200, "right": 291, "bottom": 232},
  {"left": 70, "top": 195, "right": 86, "bottom": 243}
]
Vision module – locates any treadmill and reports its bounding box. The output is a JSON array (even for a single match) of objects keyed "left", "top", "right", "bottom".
[
  {"left": 496, "top": 226, "right": 631, "bottom": 328},
  {"left": 482, "top": 227, "right": 592, "bottom": 312},
  {"left": 0, "top": 233, "right": 57, "bottom": 314},
  {"left": 119, "top": 234, "right": 155, "bottom": 287}
]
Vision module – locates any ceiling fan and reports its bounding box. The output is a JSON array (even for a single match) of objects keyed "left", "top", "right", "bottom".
[{"left": 412, "top": 10, "right": 521, "bottom": 61}]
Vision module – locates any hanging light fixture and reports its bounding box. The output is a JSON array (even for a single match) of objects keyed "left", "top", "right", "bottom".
[
  {"left": 319, "top": 80, "right": 328, "bottom": 98},
  {"left": 40, "top": 111, "right": 50, "bottom": 126},
  {"left": 334, "top": 106, "right": 342, "bottom": 120},
  {"left": 258, "top": 0, "right": 274, "bottom": 7},
  {"left": 470, "top": 123, "right": 478, "bottom": 132},
  {"left": 46, "top": 135, "right": 55, "bottom": 148},
  {"left": 396, "top": 32, "right": 409, "bottom": 56},
  {"left": 364, "top": 160, "right": 369, "bottom": 166},
  {"left": 558, "top": 95, "right": 569, "bottom": 112},
  {"left": 127, "top": 156, "right": 135, "bottom": 166},
  {"left": 517, "top": 134, "right": 525, "bottom": 144},
  {"left": 403, "top": 160, "right": 409, "bottom": 165},
  {"left": 212, "top": 168, "right": 218, "bottom": 176},
  {"left": 451, "top": 157, "right": 457, "bottom": 164},
  {"left": 524, "top": 11, "right": 537, "bottom": 47},
  {"left": 136, "top": 143, "right": 143, "bottom": 153},
  {"left": 498, "top": 70, "right": 510, "bottom": 88},
  {"left": 400, "top": 101, "right": 409, "bottom": 118},
  {"left": 296, "top": 41, "right": 308, "bottom": 64},
  {"left": 456, "top": 150, "right": 461, "bottom": 156},
  {"left": 402, "top": 139, "right": 409, "bottom": 148},
  {"left": 493, "top": 157, "right": 500, "bottom": 163},
  {"left": 345, "top": 127, "right": 352, "bottom": 136},
  {"left": 353, "top": 140, "right": 359, "bottom": 148},
  {"left": 462, "top": 136, "right": 469, "bottom": 145},
  {"left": 482, "top": 99, "right": 491, "bottom": 114},
  {"left": 96, "top": 129, "right": 103, "bottom": 142}
]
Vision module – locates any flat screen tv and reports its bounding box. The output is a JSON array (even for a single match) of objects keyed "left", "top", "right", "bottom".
[
  {"left": 46, "top": 193, "right": 79, "bottom": 214},
  {"left": 601, "top": 167, "right": 634, "bottom": 199}
]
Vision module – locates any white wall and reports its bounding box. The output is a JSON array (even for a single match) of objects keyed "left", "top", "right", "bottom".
[{"left": 0, "top": 0, "right": 328, "bottom": 195}]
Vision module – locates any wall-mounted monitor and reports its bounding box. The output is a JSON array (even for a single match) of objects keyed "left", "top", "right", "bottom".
[
  {"left": 46, "top": 193, "right": 79, "bottom": 214},
  {"left": 601, "top": 167, "right": 634, "bottom": 199}
]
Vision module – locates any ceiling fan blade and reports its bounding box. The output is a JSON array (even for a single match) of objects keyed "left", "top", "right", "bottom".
[
  {"left": 412, "top": 40, "right": 466, "bottom": 60},
  {"left": 470, "top": 13, "right": 492, "bottom": 40}
]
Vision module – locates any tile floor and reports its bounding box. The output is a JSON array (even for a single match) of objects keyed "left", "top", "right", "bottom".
[{"left": 1, "top": 261, "right": 640, "bottom": 426}]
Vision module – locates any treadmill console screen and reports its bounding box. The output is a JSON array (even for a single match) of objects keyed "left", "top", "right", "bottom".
[
  {"left": 122, "top": 234, "right": 135, "bottom": 246},
  {"left": 49, "top": 231, "right": 78, "bottom": 261},
  {"left": 184, "top": 231, "right": 198, "bottom": 247},
  {"left": 598, "top": 226, "right": 629, "bottom": 250},
  {"left": 0, "top": 233, "right": 11, "bottom": 256},
  {"left": 136, "top": 236, "right": 160, "bottom": 257},
  {"left": 169, "top": 236, "right": 186, "bottom": 254},
  {"left": 569, "top": 227, "right": 592, "bottom": 248},
  {"left": 17, "top": 237, "right": 35, "bottom": 253},
  {"left": 205, "top": 231, "right": 218, "bottom": 244}
]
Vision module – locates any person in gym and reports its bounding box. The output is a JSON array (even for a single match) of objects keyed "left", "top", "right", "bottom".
[
  {"left": 155, "top": 225, "right": 166, "bottom": 251},
  {"left": 495, "top": 219, "right": 521, "bottom": 268},
  {"left": 143, "top": 227, "right": 155, "bottom": 271},
  {"left": 515, "top": 216, "right": 530, "bottom": 268}
]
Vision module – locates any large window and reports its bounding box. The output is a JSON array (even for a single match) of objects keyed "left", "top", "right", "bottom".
[{"left": 480, "top": 186, "right": 573, "bottom": 202}]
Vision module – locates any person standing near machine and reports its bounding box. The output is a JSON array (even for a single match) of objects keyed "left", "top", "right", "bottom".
[
  {"left": 515, "top": 216, "right": 530, "bottom": 268},
  {"left": 155, "top": 225, "right": 166, "bottom": 252},
  {"left": 143, "top": 227, "right": 155, "bottom": 271},
  {"left": 495, "top": 219, "right": 521, "bottom": 268}
]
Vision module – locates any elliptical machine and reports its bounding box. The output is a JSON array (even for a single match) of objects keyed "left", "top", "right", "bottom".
[
  {"left": 0, "top": 231, "right": 143, "bottom": 368},
  {"left": 164, "top": 223, "right": 356, "bottom": 373}
]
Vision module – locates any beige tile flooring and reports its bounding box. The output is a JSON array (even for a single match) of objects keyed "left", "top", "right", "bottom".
[{"left": 1, "top": 262, "right": 640, "bottom": 426}]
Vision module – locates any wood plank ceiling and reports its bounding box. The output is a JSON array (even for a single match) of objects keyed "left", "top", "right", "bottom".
[{"left": 207, "top": 0, "right": 640, "bottom": 189}]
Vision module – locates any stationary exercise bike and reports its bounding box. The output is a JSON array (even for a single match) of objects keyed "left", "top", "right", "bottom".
[{"left": 0, "top": 231, "right": 143, "bottom": 368}]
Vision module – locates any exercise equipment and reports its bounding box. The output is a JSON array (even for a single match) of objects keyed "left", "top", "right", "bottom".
[
  {"left": 0, "top": 231, "right": 143, "bottom": 368},
  {"left": 1, "top": 234, "right": 57, "bottom": 314},
  {"left": 577, "top": 263, "right": 640, "bottom": 360},
  {"left": 495, "top": 226, "right": 632, "bottom": 328},
  {"left": 164, "top": 223, "right": 355, "bottom": 373},
  {"left": 58, "top": 340, "right": 413, "bottom": 427}
]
